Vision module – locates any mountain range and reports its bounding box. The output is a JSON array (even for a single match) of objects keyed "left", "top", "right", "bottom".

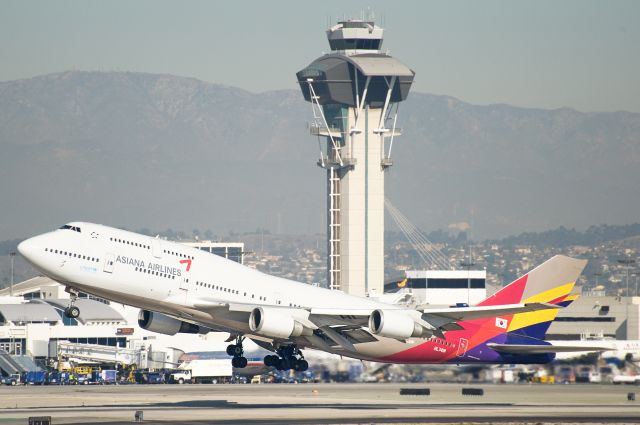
[{"left": 1, "top": 71, "right": 639, "bottom": 240}]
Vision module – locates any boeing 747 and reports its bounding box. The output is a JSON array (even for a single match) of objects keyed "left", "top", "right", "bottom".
[{"left": 18, "top": 222, "right": 601, "bottom": 370}]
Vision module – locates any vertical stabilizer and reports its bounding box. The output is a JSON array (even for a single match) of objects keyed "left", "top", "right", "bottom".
[{"left": 478, "top": 255, "right": 586, "bottom": 339}]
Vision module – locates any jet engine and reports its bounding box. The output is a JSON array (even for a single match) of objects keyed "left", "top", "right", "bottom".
[
  {"left": 249, "top": 307, "right": 310, "bottom": 339},
  {"left": 369, "top": 309, "right": 430, "bottom": 340},
  {"left": 138, "top": 310, "right": 202, "bottom": 336}
]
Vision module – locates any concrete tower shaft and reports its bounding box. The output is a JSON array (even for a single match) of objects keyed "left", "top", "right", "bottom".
[{"left": 296, "top": 20, "right": 415, "bottom": 296}]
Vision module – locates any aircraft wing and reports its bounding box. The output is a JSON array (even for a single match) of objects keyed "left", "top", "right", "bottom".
[
  {"left": 487, "top": 342, "right": 612, "bottom": 354},
  {"left": 193, "top": 300, "right": 560, "bottom": 342},
  {"left": 422, "top": 302, "right": 559, "bottom": 322},
  {"left": 194, "top": 301, "right": 372, "bottom": 331},
  {"left": 309, "top": 308, "right": 372, "bottom": 327},
  {"left": 308, "top": 303, "right": 558, "bottom": 327}
]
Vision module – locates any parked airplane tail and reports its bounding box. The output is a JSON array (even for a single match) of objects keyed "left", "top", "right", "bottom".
[{"left": 477, "top": 255, "right": 586, "bottom": 340}]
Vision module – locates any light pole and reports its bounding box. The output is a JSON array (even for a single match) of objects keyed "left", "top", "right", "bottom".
[
  {"left": 618, "top": 258, "right": 636, "bottom": 297},
  {"left": 633, "top": 272, "right": 639, "bottom": 297},
  {"left": 9, "top": 251, "right": 16, "bottom": 297}
]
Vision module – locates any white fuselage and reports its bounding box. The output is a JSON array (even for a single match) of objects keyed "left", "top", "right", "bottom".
[{"left": 18, "top": 222, "right": 421, "bottom": 361}]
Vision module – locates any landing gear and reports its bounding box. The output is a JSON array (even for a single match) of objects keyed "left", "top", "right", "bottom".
[
  {"left": 231, "top": 356, "right": 247, "bottom": 368},
  {"left": 227, "top": 336, "right": 247, "bottom": 368},
  {"left": 64, "top": 306, "right": 80, "bottom": 319},
  {"left": 264, "top": 345, "right": 308, "bottom": 372},
  {"left": 64, "top": 289, "right": 80, "bottom": 319}
]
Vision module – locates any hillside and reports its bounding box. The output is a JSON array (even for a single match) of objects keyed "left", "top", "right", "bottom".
[{"left": 1, "top": 71, "right": 639, "bottom": 239}]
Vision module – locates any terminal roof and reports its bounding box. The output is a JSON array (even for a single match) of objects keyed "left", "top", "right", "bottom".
[
  {"left": 0, "top": 302, "right": 60, "bottom": 323},
  {"left": 43, "top": 299, "right": 124, "bottom": 323}
]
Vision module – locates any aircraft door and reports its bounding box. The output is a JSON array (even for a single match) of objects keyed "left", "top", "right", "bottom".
[
  {"left": 179, "top": 277, "right": 189, "bottom": 291},
  {"left": 103, "top": 253, "right": 116, "bottom": 273},
  {"left": 456, "top": 338, "right": 469, "bottom": 357},
  {"left": 152, "top": 239, "right": 162, "bottom": 259},
  {"left": 178, "top": 277, "right": 190, "bottom": 303}
]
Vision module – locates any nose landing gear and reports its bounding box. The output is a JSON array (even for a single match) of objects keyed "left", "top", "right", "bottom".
[
  {"left": 64, "top": 305, "right": 80, "bottom": 319},
  {"left": 227, "top": 336, "right": 248, "bottom": 368},
  {"left": 63, "top": 289, "right": 80, "bottom": 319},
  {"left": 264, "top": 345, "right": 308, "bottom": 372}
]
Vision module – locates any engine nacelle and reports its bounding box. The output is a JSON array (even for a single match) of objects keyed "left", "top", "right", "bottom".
[
  {"left": 138, "top": 310, "right": 202, "bottom": 336},
  {"left": 369, "top": 309, "right": 429, "bottom": 340},
  {"left": 249, "top": 307, "right": 308, "bottom": 339}
]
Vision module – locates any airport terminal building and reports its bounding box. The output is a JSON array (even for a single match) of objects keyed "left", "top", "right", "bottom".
[
  {"left": 384, "top": 269, "right": 488, "bottom": 306},
  {"left": 547, "top": 292, "right": 640, "bottom": 340}
]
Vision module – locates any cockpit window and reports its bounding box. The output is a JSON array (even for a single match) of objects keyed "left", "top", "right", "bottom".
[{"left": 59, "top": 224, "right": 81, "bottom": 233}]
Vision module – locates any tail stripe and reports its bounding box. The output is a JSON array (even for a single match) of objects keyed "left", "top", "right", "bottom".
[
  {"left": 522, "top": 282, "right": 575, "bottom": 304},
  {"left": 507, "top": 281, "right": 577, "bottom": 334}
]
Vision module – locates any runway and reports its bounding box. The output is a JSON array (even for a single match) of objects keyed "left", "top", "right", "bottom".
[{"left": 0, "top": 383, "right": 638, "bottom": 424}]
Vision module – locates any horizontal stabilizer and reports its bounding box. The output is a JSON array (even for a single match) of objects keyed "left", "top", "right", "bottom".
[{"left": 487, "top": 342, "right": 611, "bottom": 354}]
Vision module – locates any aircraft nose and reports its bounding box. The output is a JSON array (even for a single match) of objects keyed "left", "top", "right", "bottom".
[{"left": 17, "top": 237, "right": 37, "bottom": 261}]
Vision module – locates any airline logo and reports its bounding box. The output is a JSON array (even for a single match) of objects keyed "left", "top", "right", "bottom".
[
  {"left": 495, "top": 317, "right": 508, "bottom": 329},
  {"left": 115, "top": 255, "right": 182, "bottom": 277},
  {"left": 179, "top": 258, "right": 192, "bottom": 272}
]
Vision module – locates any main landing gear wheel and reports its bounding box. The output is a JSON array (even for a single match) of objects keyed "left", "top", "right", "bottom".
[
  {"left": 267, "top": 345, "right": 308, "bottom": 372},
  {"left": 227, "top": 336, "right": 247, "bottom": 369},
  {"left": 64, "top": 306, "right": 80, "bottom": 319},
  {"left": 263, "top": 355, "right": 279, "bottom": 367},
  {"left": 231, "top": 356, "right": 247, "bottom": 368},
  {"left": 226, "top": 344, "right": 243, "bottom": 357}
]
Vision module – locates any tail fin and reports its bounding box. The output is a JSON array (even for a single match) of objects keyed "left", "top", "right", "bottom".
[{"left": 478, "top": 255, "right": 587, "bottom": 339}]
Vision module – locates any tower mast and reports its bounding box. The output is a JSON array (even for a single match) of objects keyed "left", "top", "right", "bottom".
[{"left": 297, "top": 19, "right": 415, "bottom": 296}]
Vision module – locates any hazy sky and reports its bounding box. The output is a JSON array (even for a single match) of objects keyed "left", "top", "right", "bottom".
[{"left": 1, "top": 0, "right": 639, "bottom": 112}]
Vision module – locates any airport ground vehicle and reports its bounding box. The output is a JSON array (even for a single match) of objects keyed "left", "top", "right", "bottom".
[
  {"left": 171, "top": 359, "right": 232, "bottom": 384},
  {"left": 612, "top": 374, "right": 640, "bottom": 384},
  {"left": 556, "top": 366, "right": 576, "bottom": 384},
  {"left": 133, "top": 370, "right": 165, "bottom": 384},
  {"left": 1, "top": 373, "right": 23, "bottom": 386},
  {"left": 46, "top": 371, "right": 63, "bottom": 385},
  {"left": 100, "top": 369, "right": 117, "bottom": 384},
  {"left": 576, "top": 366, "right": 601, "bottom": 383},
  {"left": 25, "top": 371, "right": 47, "bottom": 385},
  {"left": 48, "top": 371, "right": 76, "bottom": 385}
]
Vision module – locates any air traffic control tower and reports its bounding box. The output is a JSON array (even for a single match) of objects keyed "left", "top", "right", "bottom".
[{"left": 296, "top": 20, "right": 414, "bottom": 296}]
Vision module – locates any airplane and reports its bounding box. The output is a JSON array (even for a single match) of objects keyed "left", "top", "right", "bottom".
[
  {"left": 548, "top": 339, "right": 640, "bottom": 363},
  {"left": 17, "top": 221, "right": 606, "bottom": 371}
]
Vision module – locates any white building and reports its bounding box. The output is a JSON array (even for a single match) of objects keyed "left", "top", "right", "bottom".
[
  {"left": 385, "top": 269, "right": 487, "bottom": 306},
  {"left": 180, "top": 241, "right": 244, "bottom": 264}
]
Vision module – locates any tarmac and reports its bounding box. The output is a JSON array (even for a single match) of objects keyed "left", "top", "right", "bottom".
[{"left": 0, "top": 382, "right": 639, "bottom": 424}]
